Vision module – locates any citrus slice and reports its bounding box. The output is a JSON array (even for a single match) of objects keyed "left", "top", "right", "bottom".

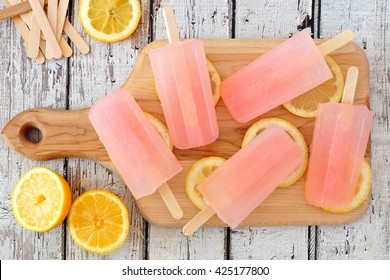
[
  {"left": 79, "top": 0, "right": 142, "bottom": 42},
  {"left": 322, "top": 159, "right": 372, "bottom": 213},
  {"left": 186, "top": 157, "right": 226, "bottom": 210},
  {"left": 12, "top": 167, "right": 72, "bottom": 232},
  {"left": 154, "top": 59, "right": 221, "bottom": 106},
  {"left": 67, "top": 190, "right": 129, "bottom": 254},
  {"left": 144, "top": 112, "right": 173, "bottom": 150},
  {"left": 283, "top": 55, "right": 344, "bottom": 118},
  {"left": 242, "top": 118, "right": 308, "bottom": 187},
  {"left": 207, "top": 59, "right": 222, "bottom": 105}
]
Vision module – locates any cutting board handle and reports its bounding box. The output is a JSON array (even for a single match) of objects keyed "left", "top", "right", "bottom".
[{"left": 1, "top": 107, "right": 109, "bottom": 162}]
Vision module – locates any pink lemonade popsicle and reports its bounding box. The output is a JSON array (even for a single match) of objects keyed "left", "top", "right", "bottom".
[
  {"left": 220, "top": 29, "right": 354, "bottom": 123},
  {"left": 149, "top": 6, "right": 218, "bottom": 149},
  {"left": 305, "top": 67, "right": 373, "bottom": 210},
  {"left": 89, "top": 89, "right": 183, "bottom": 218},
  {"left": 183, "top": 126, "right": 303, "bottom": 235}
]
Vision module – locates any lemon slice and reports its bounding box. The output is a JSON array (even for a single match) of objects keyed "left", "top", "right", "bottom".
[
  {"left": 207, "top": 59, "right": 222, "bottom": 105},
  {"left": 283, "top": 56, "right": 344, "bottom": 118},
  {"left": 12, "top": 167, "right": 72, "bottom": 232},
  {"left": 322, "top": 159, "right": 372, "bottom": 213},
  {"left": 155, "top": 59, "right": 221, "bottom": 106},
  {"left": 242, "top": 118, "right": 308, "bottom": 187},
  {"left": 186, "top": 157, "right": 226, "bottom": 210},
  {"left": 67, "top": 190, "right": 129, "bottom": 254},
  {"left": 79, "top": 0, "right": 142, "bottom": 42},
  {"left": 144, "top": 112, "right": 173, "bottom": 150}
]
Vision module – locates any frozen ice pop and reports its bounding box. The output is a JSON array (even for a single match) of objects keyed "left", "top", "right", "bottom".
[
  {"left": 305, "top": 67, "right": 373, "bottom": 210},
  {"left": 149, "top": 6, "right": 218, "bottom": 149},
  {"left": 183, "top": 126, "right": 303, "bottom": 235},
  {"left": 89, "top": 89, "right": 183, "bottom": 219},
  {"left": 220, "top": 29, "right": 354, "bottom": 123}
]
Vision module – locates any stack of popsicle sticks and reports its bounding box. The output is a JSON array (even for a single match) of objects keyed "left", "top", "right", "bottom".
[{"left": 2, "top": 0, "right": 90, "bottom": 64}]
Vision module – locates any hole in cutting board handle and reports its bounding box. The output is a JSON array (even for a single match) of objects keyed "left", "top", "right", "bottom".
[{"left": 19, "top": 123, "right": 44, "bottom": 147}]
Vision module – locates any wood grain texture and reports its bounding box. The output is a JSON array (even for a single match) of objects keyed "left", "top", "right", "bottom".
[
  {"left": 0, "top": 0, "right": 387, "bottom": 261},
  {"left": 63, "top": 0, "right": 152, "bottom": 260},
  {"left": 0, "top": 0, "right": 68, "bottom": 259},
  {"left": 147, "top": 0, "right": 230, "bottom": 260},
  {"left": 230, "top": 0, "right": 312, "bottom": 260},
  {"left": 316, "top": 0, "right": 390, "bottom": 260}
]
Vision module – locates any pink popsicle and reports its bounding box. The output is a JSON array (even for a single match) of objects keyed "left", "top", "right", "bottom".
[
  {"left": 149, "top": 7, "right": 218, "bottom": 149},
  {"left": 183, "top": 126, "right": 303, "bottom": 234},
  {"left": 221, "top": 29, "right": 340, "bottom": 123},
  {"left": 305, "top": 102, "right": 373, "bottom": 209},
  {"left": 89, "top": 89, "right": 183, "bottom": 217}
]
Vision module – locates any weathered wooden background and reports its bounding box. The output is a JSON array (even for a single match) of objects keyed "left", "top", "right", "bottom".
[{"left": 0, "top": 0, "right": 389, "bottom": 260}]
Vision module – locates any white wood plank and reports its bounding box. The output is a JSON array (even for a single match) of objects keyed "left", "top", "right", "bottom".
[
  {"left": 64, "top": 0, "right": 152, "bottom": 259},
  {"left": 229, "top": 0, "right": 311, "bottom": 260},
  {"left": 147, "top": 0, "right": 231, "bottom": 260},
  {"left": 0, "top": 0, "right": 68, "bottom": 259},
  {"left": 317, "top": 0, "right": 390, "bottom": 259},
  {"left": 235, "top": 0, "right": 312, "bottom": 38}
]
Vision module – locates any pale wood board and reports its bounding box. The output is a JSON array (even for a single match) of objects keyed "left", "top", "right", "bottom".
[
  {"left": 316, "top": 0, "right": 390, "bottom": 260},
  {"left": 229, "top": 0, "right": 312, "bottom": 260},
  {"left": 3, "top": 37, "right": 364, "bottom": 235},
  {"left": 0, "top": 0, "right": 68, "bottom": 259}
]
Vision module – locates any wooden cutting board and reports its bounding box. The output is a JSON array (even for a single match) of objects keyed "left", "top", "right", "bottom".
[{"left": 1, "top": 39, "right": 370, "bottom": 228}]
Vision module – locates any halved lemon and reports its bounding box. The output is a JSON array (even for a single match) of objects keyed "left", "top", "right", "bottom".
[
  {"left": 154, "top": 59, "right": 221, "bottom": 106},
  {"left": 144, "top": 112, "right": 173, "bottom": 150},
  {"left": 67, "top": 190, "right": 129, "bottom": 254},
  {"left": 186, "top": 157, "right": 226, "bottom": 210},
  {"left": 322, "top": 159, "right": 372, "bottom": 213},
  {"left": 242, "top": 118, "right": 308, "bottom": 187},
  {"left": 283, "top": 56, "right": 344, "bottom": 118},
  {"left": 79, "top": 0, "right": 142, "bottom": 42},
  {"left": 12, "top": 167, "right": 72, "bottom": 232}
]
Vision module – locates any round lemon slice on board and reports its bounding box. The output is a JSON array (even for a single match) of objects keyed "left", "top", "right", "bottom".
[
  {"left": 322, "top": 159, "right": 372, "bottom": 213},
  {"left": 67, "top": 190, "right": 129, "bottom": 254},
  {"left": 79, "top": 0, "right": 142, "bottom": 42},
  {"left": 283, "top": 56, "right": 344, "bottom": 118},
  {"left": 242, "top": 118, "right": 308, "bottom": 187},
  {"left": 12, "top": 167, "right": 72, "bottom": 232},
  {"left": 186, "top": 156, "right": 226, "bottom": 210},
  {"left": 144, "top": 112, "right": 173, "bottom": 150}
]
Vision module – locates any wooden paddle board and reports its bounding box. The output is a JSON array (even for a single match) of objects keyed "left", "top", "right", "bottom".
[{"left": 1, "top": 39, "right": 370, "bottom": 228}]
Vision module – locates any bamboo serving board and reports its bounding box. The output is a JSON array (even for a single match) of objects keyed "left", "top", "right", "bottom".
[{"left": 1, "top": 39, "right": 370, "bottom": 228}]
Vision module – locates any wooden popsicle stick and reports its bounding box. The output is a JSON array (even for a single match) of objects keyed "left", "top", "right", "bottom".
[
  {"left": 341, "top": 66, "right": 359, "bottom": 105},
  {"left": 27, "top": 0, "right": 44, "bottom": 58},
  {"left": 162, "top": 5, "right": 180, "bottom": 43},
  {"left": 2, "top": 0, "right": 45, "bottom": 64},
  {"left": 0, "top": 1, "right": 31, "bottom": 21},
  {"left": 46, "top": 0, "right": 58, "bottom": 58},
  {"left": 157, "top": 182, "right": 183, "bottom": 220},
  {"left": 318, "top": 29, "right": 354, "bottom": 56},
  {"left": 28, "top": 0, "right": 62, "bottom": 59},
  {"left": 59, "top": 36, "right": 72, "bottom": 57},
  {"left": 7, "top": 0, "right": 32, "bottom": 29},
  {"left": 56, "top": 0, "right": 69, "bottom": 41},
  {"left": 182, "top": 206, "right": 216, "bottom": 236},
  {"left": 0, "top": 0, "right": 49, "bottom": 21},
  {"left": 63, "top": 20, "right": 90, "bottom": 54}
]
